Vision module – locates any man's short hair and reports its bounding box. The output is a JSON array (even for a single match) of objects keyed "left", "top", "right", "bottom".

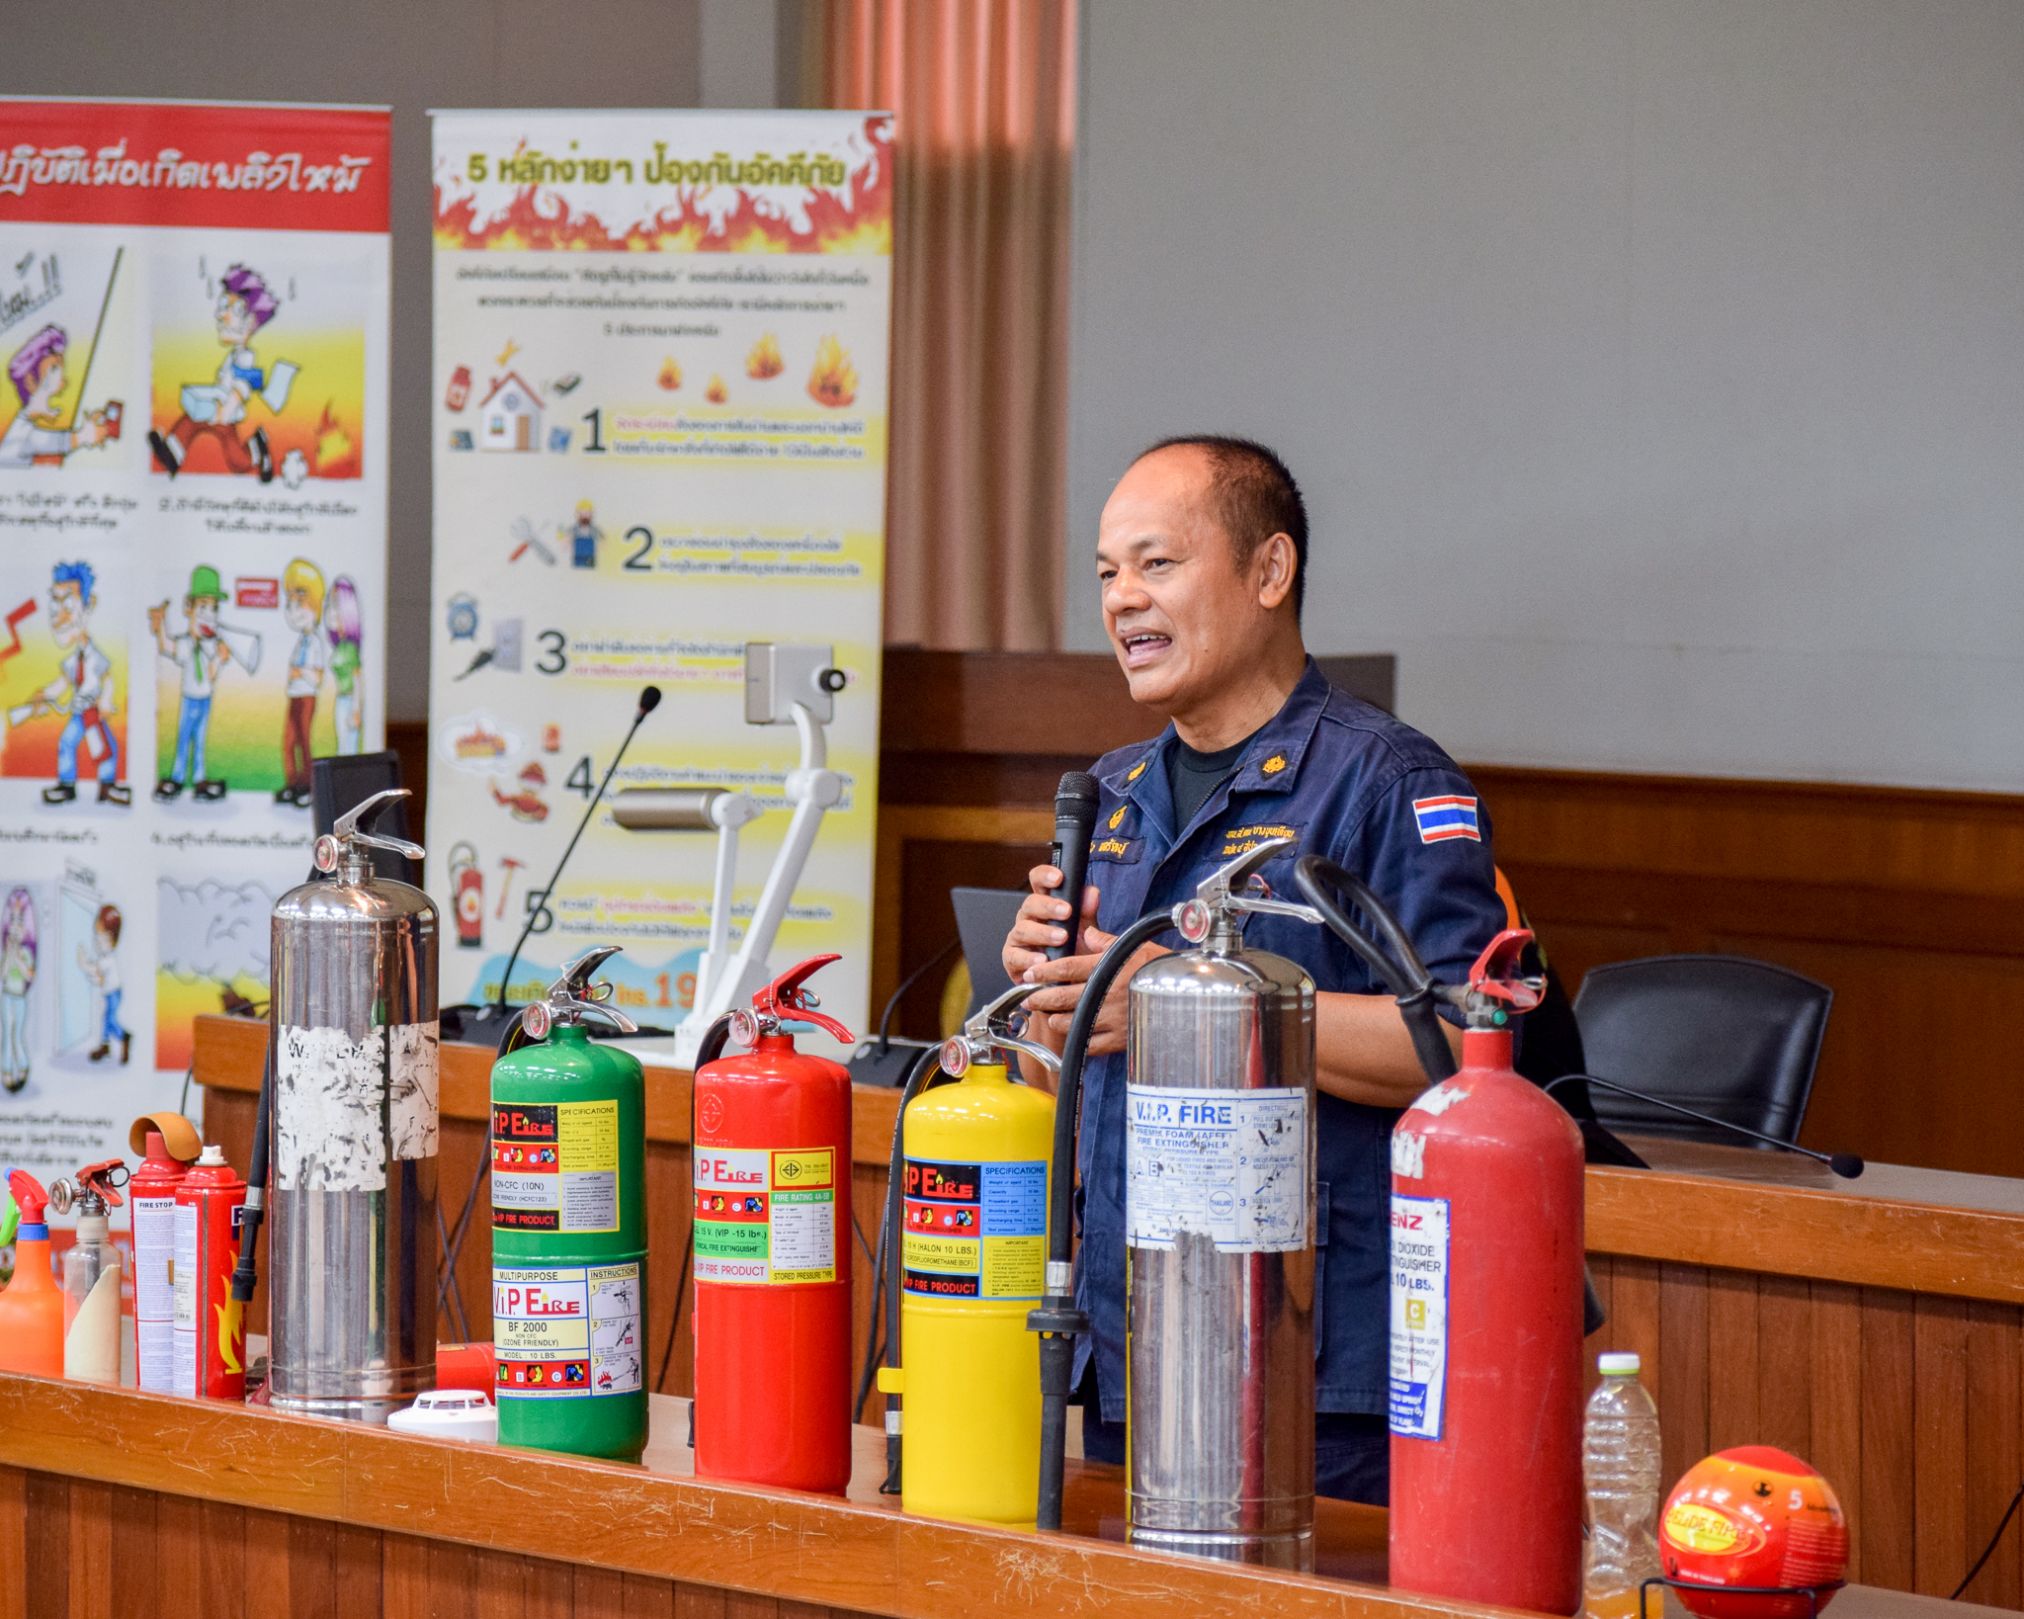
[{"left": 1137, "top": 435, "right": 1308, "bottom": 619}]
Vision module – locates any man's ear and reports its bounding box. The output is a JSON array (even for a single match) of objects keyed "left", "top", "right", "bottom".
[{"left": 1256, "top": 531, "right": 1297, "bottom": 611}]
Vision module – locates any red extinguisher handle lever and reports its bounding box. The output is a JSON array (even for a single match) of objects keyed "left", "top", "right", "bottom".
[
  {"left": 1465, "top": 928, "right": 1546, "bottom": 1012},
  {"left": 752, "top": 954, "right": 857, "bottom": 1045}
]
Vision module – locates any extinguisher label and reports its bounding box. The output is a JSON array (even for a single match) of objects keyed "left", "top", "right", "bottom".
[
  {"left": 1125, "top": 1085, "right": 1309, "bottom": 1253},
  {"left": 493, "top": 1262, "right": 643, "bottom": 1397},
  {"left": 900, "top": 1157, "right": 1048, "bottom": 1300},
  {"left": 693, "top": 1146, "right": 837, "bottom": 1285},
  {"left": 1389, "top": 1193, "right": 1451, "bottom": 1442},
  {"left": 491, "top": 1099, "right": 622, "bottom": 1233}
]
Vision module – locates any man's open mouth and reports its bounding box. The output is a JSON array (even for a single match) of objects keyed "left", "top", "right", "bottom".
[{"left": 1121, "top": 632, "right": 1172, "bottom": 669}]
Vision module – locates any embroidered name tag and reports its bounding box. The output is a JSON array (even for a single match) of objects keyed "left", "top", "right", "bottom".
[{"left": 1218, "top": 822, "right": 1301, "bottom": 857}]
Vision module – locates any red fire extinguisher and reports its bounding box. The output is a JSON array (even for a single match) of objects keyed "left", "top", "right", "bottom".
[
  {"left": 690, "top": 955, "right": 854, "bottom": 1493},
  {"left": 449, "top": 842, "right": 483, "bottom": 949},
  {"left": 1387, "top": 929, "right": 1585, "bottom": 1615}
]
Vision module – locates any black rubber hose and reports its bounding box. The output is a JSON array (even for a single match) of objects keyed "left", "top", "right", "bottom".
[
  {"left": 685, "top": 1012, "right": 738, "bottom": 1451},
  {"left": 879, "top": 1041, "right": 950, "bottom": 1494},
  {"left": 437, "top": 1008, "right": 534, "bottom": 1337},
  {"left": 227, "top": 1038, "right": 274, "bottom": 1307},
  {"left": 1294, "top": 855, "right": 1458, "bottom": 1087},
  {"left": 1032, "top": 908, "right": 1173, "bottom": 1531}
]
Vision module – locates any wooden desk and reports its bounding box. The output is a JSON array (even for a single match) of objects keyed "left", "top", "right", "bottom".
[
  {"left": 0, "top": 1373, "right": 2001, "bottom": 1619},
  {"left": 192, "top": 1018, "right": 2024, "bottom": 1611}
]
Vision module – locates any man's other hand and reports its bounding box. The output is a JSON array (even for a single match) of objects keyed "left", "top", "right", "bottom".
[
  {"left": 1022, "top": 919, "right": 1168, "bottom": 1057},
  {"left": 1003, "top": 864, "right": 1097, "bottom": 989}
]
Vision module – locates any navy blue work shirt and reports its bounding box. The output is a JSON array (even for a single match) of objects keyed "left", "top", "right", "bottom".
[{"left": 1072, "top": 658, "right": 1506, "bottom": 1423}]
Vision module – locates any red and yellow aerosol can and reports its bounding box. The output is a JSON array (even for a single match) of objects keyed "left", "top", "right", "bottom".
[
  {"left": 691, "top": 955, "right": 854, "bottom": 1493},
  {"left": 878, "top": 984, "right": 1057, "bottom": 1526},
  {"left": 1387, "top": 930, "right": 1584, "bottom": 1615},
  {"left": 174, "top": 1146, "right": 248, "bottom": 1401}
]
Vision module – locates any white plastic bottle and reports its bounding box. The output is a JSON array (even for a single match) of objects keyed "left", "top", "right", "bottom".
[{"left": 1581, "top": 1351, "right": 1663, "bottom": 1619}]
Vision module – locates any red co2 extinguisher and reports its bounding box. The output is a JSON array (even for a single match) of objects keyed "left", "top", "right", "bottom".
[
  {"left": 690, "top": 955, "right": 854, "bottom": 1493},
  {"left": 1386, "top": 930, "right": 1584, "bottom": 1614}
]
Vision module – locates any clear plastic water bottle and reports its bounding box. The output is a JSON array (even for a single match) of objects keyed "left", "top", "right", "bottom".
[{"left": 1582, "top": 1351, "right": 1663, "bottom": 1619}]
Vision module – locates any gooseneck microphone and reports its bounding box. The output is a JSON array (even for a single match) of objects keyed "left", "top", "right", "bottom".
[
  {"left": 492, "top": 684, "right": 662, "bottom": 1015},
  {"left": 1048, "top": 771, "right": 1101, "bottom": 960},
  {"left": 1545, "top": 1074, "right": 1864, "bottom": 1178}
]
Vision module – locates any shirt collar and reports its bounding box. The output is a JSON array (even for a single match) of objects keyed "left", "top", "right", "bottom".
[{"left": 1097, "top": 657, "right": 1331, "bottom": 805}]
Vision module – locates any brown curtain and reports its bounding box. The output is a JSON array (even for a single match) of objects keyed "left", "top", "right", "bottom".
[{"left": 805, "top": 0, "right": 1077, "bottom": 651}]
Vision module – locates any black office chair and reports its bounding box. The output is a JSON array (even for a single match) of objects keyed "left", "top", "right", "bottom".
[{"left": 1570, "top": 954, "right": 1833, "bottom": 1148}]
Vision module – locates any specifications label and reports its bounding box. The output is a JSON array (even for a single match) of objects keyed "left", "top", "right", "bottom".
[
  {"left": 901, "top": 1156, "right": 1047, "bottom": 1300},
  {"left": 1388, "top": 1193, "right": 1450, "bottom": 1441},
  {"left": 493, "top": 1262, "right": 643, "bottom": 1397},
  {"left": 1125, "top": 1085, "right": 1308, "bottom": 1253},
  {"left": 491, "top": 1099, "right": 621, "bottom": 1233},
  {"left": 693, "top": 1146, "right": 837, "bottom": 1284}
]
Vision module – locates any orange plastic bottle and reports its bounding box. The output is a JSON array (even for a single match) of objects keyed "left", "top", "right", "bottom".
[{"left": 0, "top": 1169, "right": 64, "bottom": 1376}]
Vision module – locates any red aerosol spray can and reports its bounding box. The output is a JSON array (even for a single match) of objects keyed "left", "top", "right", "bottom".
[
  {"left": 130, "top": 1130, "right": 190, "bottom": 1393},
  {"left": 173, "top": 1146, "right": 248, "bottom": 1401}
]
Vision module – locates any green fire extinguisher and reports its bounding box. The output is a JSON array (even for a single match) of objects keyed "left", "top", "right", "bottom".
[{"left": 491, "top": 946, "right": 648, "bottom": 1461}]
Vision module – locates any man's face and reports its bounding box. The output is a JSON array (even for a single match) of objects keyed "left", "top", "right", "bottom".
[
  {"left": 27, "top": 356, "right": 64, "bottom": 417},
  {"left": 49, "top": 581, "right": 86, "bottom": 647},
  {"left": 1096, "top": 446, "right": 1263, "bottom": 712},
  {"left": 215, "top": 293, "right": 255, "bottom": 347},
  {"left": 284, "top": 589, "right": 315, "bottom": 631},
  {"left": 190, "top": 595, "right": 221, "bottom": 633}
]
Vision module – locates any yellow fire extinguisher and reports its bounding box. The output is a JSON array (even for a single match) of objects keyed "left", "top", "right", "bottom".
[{"left": 877, "top": 984, "right": 1057, "bottom": 1526}]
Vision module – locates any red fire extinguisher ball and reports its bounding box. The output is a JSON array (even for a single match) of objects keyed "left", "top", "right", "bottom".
[
  {"left": 1387, "top": 931, "right": 1586, "bottom": 1616},
  {"left": 691, "top": 956, "right": 855, "bottom": 1493}
]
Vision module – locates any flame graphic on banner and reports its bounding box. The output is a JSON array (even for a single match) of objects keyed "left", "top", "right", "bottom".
[
  {"left": 434, "top": 115, "right": 893, "bottom": 254},
  {"left": 806, "top": 336, "right": 858, "bottom": 408}
]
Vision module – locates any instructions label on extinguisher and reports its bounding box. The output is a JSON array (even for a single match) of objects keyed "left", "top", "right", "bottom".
[
  {"left": 491, "top": 1100, "right": 621, "bottom": 1233},
  {"left": 1389, "top": 1193, "right": 1450, "bottom": 1441},
  {"left": 493, "top": 1262, "right": 643, "bottom": 1397},
  {"left": 1125, "top": 1084, "right": 1308, "bottom": 1253},
  {"left": 901, "top": 1157, "right": 1048, "bottom": 1300},
  {"left": 693, "top": 1147, "right": 837, "bottom": 1285}
]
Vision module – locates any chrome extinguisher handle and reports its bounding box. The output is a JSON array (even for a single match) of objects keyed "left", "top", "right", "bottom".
[
  {"left": 315, "top": 785, "right": 427, "bottom": 874},
  {"left": 1172, "top": 835, "right": 1322, "bottom": 945},
  {"left": 523, "top": 946, "right": 640, "bottom": 1039},
  {"left": 941, "top": 982, "right": 1060, "bottom": 1078}
]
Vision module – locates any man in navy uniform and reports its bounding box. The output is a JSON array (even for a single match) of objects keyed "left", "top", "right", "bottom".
[{"left": 1003, "top": 435, "right": 1508, "bottom": 1506}]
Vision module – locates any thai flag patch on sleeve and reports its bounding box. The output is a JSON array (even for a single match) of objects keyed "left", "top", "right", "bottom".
[{"left": 1412, "top": 795, "right": 1481, "bottom": 844}]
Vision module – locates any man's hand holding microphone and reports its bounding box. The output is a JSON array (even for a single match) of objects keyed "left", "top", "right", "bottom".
[{"left": 1001, "top": 772, "right": 1167, "bottom": 1063}]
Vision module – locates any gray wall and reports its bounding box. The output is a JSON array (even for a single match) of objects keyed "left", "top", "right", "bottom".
[
  {"left": 3, "top": 0, "right": 707, "bottom": 720},
  {"left": 1068, "top": 1, "right": 2024, "bottom": 790}
]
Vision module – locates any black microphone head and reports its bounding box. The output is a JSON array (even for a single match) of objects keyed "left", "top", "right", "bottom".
[
  {"left": 1056, "top": 770, "right": 1100, "bottom": 818},
  {"left": 1828, "top": 1153, "right": 1865, "bottom": 1179},
  {"left": 638, "top": 685, "right": 662, "bottom": 715}
]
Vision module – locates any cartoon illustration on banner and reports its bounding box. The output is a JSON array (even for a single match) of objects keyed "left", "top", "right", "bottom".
[
  {"left": 0, "top": 95, "right": 391, "bottom": 1193},
  {"left": 428, "top": 110, "right": 892, "bottom": 1048}
]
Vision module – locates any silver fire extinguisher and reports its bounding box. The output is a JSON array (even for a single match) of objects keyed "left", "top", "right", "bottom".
[
  {"left": 1124, "top": 837, "right": 1319, "bottom": 1567},
  {"left": 268, "top": 787, "right": 440, "bottom": 1423}
]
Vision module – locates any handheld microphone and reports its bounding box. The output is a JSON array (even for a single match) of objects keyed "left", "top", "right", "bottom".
[
  {"left": 1048, "top": 771, "right": 1100, "bottom": 960},
  {"left": 1545, "top": 1074, "right": 1863, "bottom": 1178}
]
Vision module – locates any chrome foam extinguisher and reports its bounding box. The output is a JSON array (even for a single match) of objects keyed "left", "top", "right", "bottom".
[
  {"left": 1123, "top": 839, "right": 1320, "bottom": 1567},
  {"left": 268, "top": 788, "right": 440, "bottom": 1423}
]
